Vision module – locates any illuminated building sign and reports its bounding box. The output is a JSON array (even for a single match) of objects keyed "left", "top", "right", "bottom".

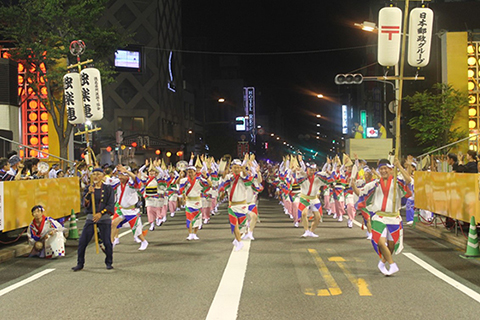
[
  {"left": 243, "top": 87, "right": 256, "bottom": 143},
  {"left": 342, "top": 105, "right": 348, "bottom": 134}
]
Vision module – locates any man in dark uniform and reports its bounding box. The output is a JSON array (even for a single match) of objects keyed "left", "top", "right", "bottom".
[{"left": 72, "top": 168, "right": 115, "bottom": 271}]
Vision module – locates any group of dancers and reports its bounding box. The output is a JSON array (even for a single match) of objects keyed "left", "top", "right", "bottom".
[
  {"left": 274, "top": 153, "right": 414, "bottom": 276},
  {"left": 72, "top": 150, "right": 414, "bottom": 276}
]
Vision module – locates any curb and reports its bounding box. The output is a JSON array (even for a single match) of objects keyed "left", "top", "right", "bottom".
[
  {"left": 0, "top": 243, "right": 31, "bottom": 263},
  {"left": 413, "top": 222, "right": 467, "bottom": 249}
]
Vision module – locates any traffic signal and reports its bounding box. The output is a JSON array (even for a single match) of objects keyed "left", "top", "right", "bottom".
[
  {"left": 334, "top": 74, "right": 363, "bottom": 85},
  {"left": 389, "top": 119, "right": 396, "bottom": 135},
  {"left": 116, "top": 130, "right": 124, "bottom": 143}
]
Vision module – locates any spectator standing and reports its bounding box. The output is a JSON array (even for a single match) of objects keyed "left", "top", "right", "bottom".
[
  {"left": 354, "top": 122, "right": 364, "bottom": 139},
  {"left": 377, "top": 122, "right": 387, "bottom": 139},
  {"left": 446, "top": 153, "right": 459, "bottom": 172},
  {"left": 457, "top": 150, "right": 478, "bottom": 173}
]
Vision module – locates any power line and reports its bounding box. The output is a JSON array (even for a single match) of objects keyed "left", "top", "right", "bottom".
[
  {"left": 144, "top": 44, "right": 377, "bottom": 56},
  {"left": 347, "top": 61, "right": 379, "bottom": 74}
]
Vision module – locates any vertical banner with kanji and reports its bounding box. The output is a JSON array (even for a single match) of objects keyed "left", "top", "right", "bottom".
[
  {"left": 80, "top": 67, "right": 103, "bottom": 121},
  {"left": 63, "top": 73, "right": 85, "bottom": 125},
  {"left": 408, "top": 7, "right": 434, "bottom": 68}
]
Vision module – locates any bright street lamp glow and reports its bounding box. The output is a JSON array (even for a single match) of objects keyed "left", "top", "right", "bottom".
[
  {"left": 354, "top": 21, "right": 377, "bottom": 32},
  {"left": 271, "top": 133, "right": 275, "bottom": 136},
  {"left": 316, "top": 114, "right": 321, "bottom": 118},
  {"left": 218, "top": 98, "right": 225, "bottom": 103},
  {"left": 316, "top": 94, "right": 324, "bottom": 98}
]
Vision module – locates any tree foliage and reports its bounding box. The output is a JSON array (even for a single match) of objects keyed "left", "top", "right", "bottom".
[
  {"left": 406, "top": 83, "right": 469, "bottom": 152},
  {"left": 0, "top": 0, "right": 127, "bottom": 160}
]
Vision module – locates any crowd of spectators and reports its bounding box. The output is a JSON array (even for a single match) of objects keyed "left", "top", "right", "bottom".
[
  {"left": 0, "top": 151, "right": 80, "bottom": 181},
  {"left": 447, "top": 150, "right": 479, "bottom": 173}
]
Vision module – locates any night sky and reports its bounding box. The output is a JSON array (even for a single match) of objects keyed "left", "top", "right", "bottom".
[{"left": 182, "top": 0, "right": 374, "bottom": 152}]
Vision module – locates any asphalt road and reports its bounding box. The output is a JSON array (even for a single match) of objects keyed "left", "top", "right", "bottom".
[{"left": 1, "top": 198, "right": 480, "bottom": 320}]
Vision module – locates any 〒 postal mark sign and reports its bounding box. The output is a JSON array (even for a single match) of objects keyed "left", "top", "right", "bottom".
[{"left": 378, "top": 7, "right": 402, "bottom": 67}]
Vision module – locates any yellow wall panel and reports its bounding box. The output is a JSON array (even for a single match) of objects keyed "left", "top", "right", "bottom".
[
  {"left": 1, "top": 177, "right": 81, "bottom": 232},
  {"left": 414, "top": 171, "right": 480, "bottom": 223}
]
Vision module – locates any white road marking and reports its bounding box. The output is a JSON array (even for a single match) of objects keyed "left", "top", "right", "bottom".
[
  {"left": 0, "top": 269, "right": 55, "bottom": 297},
  {"left": 353, "top": 217, "right": 480, "bottom": 303},
  {"left": 403, "top": 252, "right": 480, "bottom": 304},
  {"left": 206, "top": 240, "right": 252, "bottom": 320},
  {"left": 352, "top": 219, "right": 362, "bottom": 228},
  {"left": 118, "top": 222, "right": 149, "bottom": 238}
]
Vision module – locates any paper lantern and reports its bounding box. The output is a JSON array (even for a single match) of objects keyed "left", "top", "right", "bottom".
[
  {"left": 29, "top": 112, "right": 38, "bottom": 121},
  {"left": 80, "top": 68, "right": 103, "bottom": 121},
  {"left": 378, "top": 7, "right": 402, "bottom": 67},
  {"left": 28, "top": 100, "right": 38, "bottom": 109},
  {"left": 63, "top": 73, "right": 85, "bottom": 124},
  {"left": 40, "top": 112, "right": 48, "bottom": 121},
  {"left": 42, "top": 136, "right": 49, "bottom": 145},
  {"left": 408, "top": 7, "right": 434, "bottom": 67},
  {"left": 39, "top": 62, "right": 46, "bottom": 73},
  {"left": 30, "top": 137, "right": 39, "bottom": 145},
  {"left": 41, "top": 124, "right": 48, "bottom": 133}
]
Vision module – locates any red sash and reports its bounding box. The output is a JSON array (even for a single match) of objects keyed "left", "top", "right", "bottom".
[
  {"left": 380, "top": 176, "right": 393, "bottom": 211},
  {"left": 229, "top": 174, "right": 240, "bottom": 202},
  {"left": 146, "top": 176, "right": 156, "bottom": 186},
  {"left": 186, "top": 176, "right": 196, "bottom": 196},
  {"left": 32, "top": 215, "right": 46, "bottom": 238},
  {"left": 118, "top": 183, "right": 127, "bottom": 205},
  {"left": 306, "top": 175, "right": 315, "bottom": 196}
]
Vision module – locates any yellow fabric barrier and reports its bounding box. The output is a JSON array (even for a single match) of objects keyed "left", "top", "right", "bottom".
[
  {"left": 414, "top": 171, "right": 480, "bottom": 223},
  {"left": 1, "top": 177, "right": 81, "bottom": 232}
]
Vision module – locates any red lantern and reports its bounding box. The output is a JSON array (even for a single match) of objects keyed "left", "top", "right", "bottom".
[
  {"left": 176, "top": 151, "right": 184, "bottom": 157},
  {"left": 106, "top": 146, "right": 112, "bottom": 152},
  {"left": 131, "top": 142, "right": 138, "bottom": 148},
  {"left": 155, "top": 149, "right": 161, "bottom": 155}
]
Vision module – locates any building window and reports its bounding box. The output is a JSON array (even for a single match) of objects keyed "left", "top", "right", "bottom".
[{"left": 118, "top": 117, "right": 145, "bottom": 132}]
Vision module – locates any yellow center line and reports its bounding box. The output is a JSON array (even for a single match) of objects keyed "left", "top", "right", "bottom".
[
  {"left": 328, "top": 256, "right": 372, "bottom": 296},
  {"left": 308, "top": 249, "right": 342, "bottom": 296}
]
